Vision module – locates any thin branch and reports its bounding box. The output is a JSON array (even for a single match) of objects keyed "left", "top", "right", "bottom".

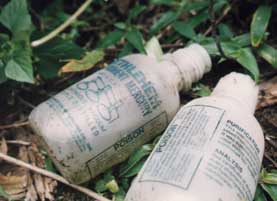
[
  {"left": 0, "top": 152, "right": 111, "bottom": 201},
  {"left": 0, "top": 121, "right": 30, "bottom": 130},
  {"left": 6, "top": 140, "right": 31, "bottom": 146},
  {"left": 31, "top": 0, "right": 93, "bottom": 47},
  {"left": 264, "top": 153, "right": 277, "bottom": 168},
  {"left": 204, "top": 5, "right": 231, "bottom": 36}
]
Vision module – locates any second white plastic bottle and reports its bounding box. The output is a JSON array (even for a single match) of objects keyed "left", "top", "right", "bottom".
[
  {"left": 125, "top": 72, "right": 264, "bottom": 201},
  {"left": 29, "top": 44, "right": 211, "bottom": 184}
]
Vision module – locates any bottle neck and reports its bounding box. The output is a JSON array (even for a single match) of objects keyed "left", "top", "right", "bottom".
[
  {"left": 211, "top": 72, "right": 258, "bottom": 115},
  {"left": 163, "top": 44, "right": 212, "bottom": 92}
]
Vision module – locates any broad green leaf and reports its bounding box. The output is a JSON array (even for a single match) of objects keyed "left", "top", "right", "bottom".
[
  {"left": 254, "top": 185, "right": 267, "bottom": 201},
  {"left": 34, "top": 38, "right": 84, "bottom": 79},
  {"left": 45, "top": 156, "right": 56, "bottom": 173},
  {"left": 187, "top": 11, "right": 209, "bottom": 28},
  {"left": 119, "top": 43, "right": 133, "bottom": 58},
  {"left": 126, "top": 29, "right": 145, "bottom": 53},
  {"left": 121, "top": 157, "right": 147, "bottom": 178},
  {"left": 60, "top": 50, "right": 104, "bottom": 73},
  {"left": 193, "top": 83, "right": 211, "bottom": 97},
  {"left": 114, "top": 188, "right": 126, "bottom": 201},
  {"left": 0, "top": 60, "right": 7, "bottom": 84},
  {"left": 95, "top": 170, "right": 115, "bottom": 193},
  {"left": 233, "top": 33, "right": 251, "bottom": 47},
  {"left": 173, "top": 21, "right": 196, "bottom": 39},
  {"left": 251, "top": 5, "right": 272, "bottom": 47},
  {"left": 0, "top": 185, "right": 11, "bottom": 200},
  {"left": 95, "top": 179, "right": 107, "bottom": 193},
  {"left": 114, "top": 22, "right": 127, "bottom": 30},
  {"left": 200, "top": 38, "right": 241, "bottom": 56},
  {"left": 5, "top": 42, "right": 34, "bottom": 83},
  {"left": 150, "top": 11, "right": 178, "bottom": 34},
  {"left": 256, "top": 44, "right": 277, "bottom": 68},
  {"left": 261, "top": 184, "right": 277, "bottom": 201},
  {"left": 150, "top": 0, "right": 178, "bottom": 6},
  {"left": 106, "top": 179, "right": 119, "bottom": 193},
  {"left": 260, "top": 170, "right": 277, "bottom": 184},
  {"left": 119, "top": 178, "right": 130, "bottom": 191},
  {"left": 128, "top": 5, "right": 146, "bottom": 21},
  {"left": 119, "top": 144, "right": 153, "bottom": 177},
  {"left": 145, "top": 37, "right": 163, "bottom": 61},
  {"left": 218, "top": 23, "right": 234, "bottom": 38},
  {"left": 182, "top": 1, "right": 209, "bottom": 13},
  {"left": 0, "top": 0, "right": 32, "bottom": 37},
  {"left": 231, "top": 48, "right": 259, "bottom": 81},
  {"left": 97, "top": 30, "right": 125, "bottom": 48}
]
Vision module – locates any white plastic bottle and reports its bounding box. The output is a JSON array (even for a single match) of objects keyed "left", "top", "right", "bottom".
[
  {"left": 29, "top": 44, "right": 211, "bottom": 184},
  {"left": 125, "top": 72, "right": 264, "bottom": 201}
]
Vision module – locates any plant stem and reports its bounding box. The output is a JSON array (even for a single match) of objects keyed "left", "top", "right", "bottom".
[
  {"left": 0, "top": 152, "right": 111, "bottom": 201},
  {"left": 31, "top": 0, "right": 93, "bottom": 47}
]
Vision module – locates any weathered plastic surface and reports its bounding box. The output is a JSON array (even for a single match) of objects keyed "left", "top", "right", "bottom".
[
  {"left": 29, "top": 44, "right": 211, "bottom": 184},
  {"left": 125, "top": 73, "right": 264, "bottom": 201}
]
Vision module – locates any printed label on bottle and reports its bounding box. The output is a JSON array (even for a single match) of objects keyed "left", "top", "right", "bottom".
[
  {"left": 139, "top": 105, "right": 262, "bottom": 201},
  {"left": 86, "top": 111, "right": 168, "bottom": 177},
  {"left": 32, "top": 59, "right": 167, "bottom": 182}
]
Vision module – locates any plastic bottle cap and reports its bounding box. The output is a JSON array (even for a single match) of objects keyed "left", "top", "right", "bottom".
[
  {"left": 211, "top": 72, "right": 258, "bottom": 114},
  {"left": 171, "top": 44, "right": 212, "bottom": 91}
]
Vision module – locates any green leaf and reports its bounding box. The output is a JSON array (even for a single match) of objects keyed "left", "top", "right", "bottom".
[
  {"left": 5, "top": 41, "right": 34, "bottom": 83},
  {"left": 173, "top": 21, "right": 196, "bottom": 39},
  {"left": 261, "top": 184, "right": 277, "bottom": 201},
  {"left": 256, "top": 43, "right": 277, "bottom": 68},
  {"left": 233, "top": 33, "right": 251, "bottom": 47},
  {"left": 60, "top": 50, "right": 104, "bottom": 73},
  {"left": 145, "top": 37, "right": 163, "bottom": 61},
  {"left": 0, "top": 60, "right": 7, "bottom": 84},
  {"left": 187, "top": 11, "right": 209, "bottom": 28},
  {"left": 106, "top": 179, "right": 119, "bottom": 193},
  {"left": 260, "top": 169, "right": 277, "bottom": 184},
  {"left": 251, "top": 5, "right": 272, "bottom": 47},
  {"left": 128, "top": 5, "right": 146, "bottom": 21},
  {"left": 150, "top": 0, "right": 178, "bottom": 6},
  {"left": 97, "top": 30, "right": 125, "bottom": 48},
  {"left": 95, "top": 179, "right": 108, "bottom": 193},
  {"left": 126, "top": 28, "right": 145, "bottom": 53},
  {"left": 119, "top": 144, "right": 153, "bottom": 177},
  {"left": 114, "top": 188, "right": 126, "bottom": 201},
  {"left": 254, "top": 185, "right": 267, "bottom": 201},
  {"left": 218, "top": 23, "right": 234, "bottom": 38},
  {"left": 0, "top": 185, "right": 11, "bottom": 200},
  {"left": 193, "top": 83, "right": 211, "bottom": 97},
  {"left": 114, "top": 22, "right": 127, "bottom": 30},
  {"left": 231, "top": 48, "right": 259, "bottom": 81},
  {"left": 150, "top": 11, "right": 178, "bottom": 34},
  {"left": 0, "top": 0, "right": 32, "bottom": 37},
  {"left": 121, "top": 157, "right": 147, "bottom": 178},
  {"left": 45, "top": 156, "right": 57, "bottom": 173},
  {"left": 119, "top": 43, "right": 133, "bottom": 58},
  {"left": 95, "top": 170, "right": 115, "bottom": 193},
  {"left": 34, "top": 38, "right": 84, "bottom": 79}
]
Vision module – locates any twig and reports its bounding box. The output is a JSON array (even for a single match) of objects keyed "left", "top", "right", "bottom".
[
  {"left": 204, "top": 5, "right": 231, "bottom": 36},
  {"left": 31, "top": 0, "right": 93, "bottom": 47},
  {"left": 208, "top": 0, "right": 229, "bottom": 59},
  {"left": 264, "top": 153, "right": 277, "bottom": 168},
  {"left": 17, "top": 96, "right": 36, "bottom": 109},
  {"left": 0, "top": 152, "right": 111, "bottom": 201},
  {"left": 6, "top": 140, "right": 31, "bottom": 146},
  {"left": 0, "top": 121, "right": 30, "bottom": 130}
]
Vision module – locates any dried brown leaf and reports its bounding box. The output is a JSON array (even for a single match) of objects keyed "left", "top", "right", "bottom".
[{"left": 257, "top": 76, "right": 277, "bottom": 109}]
